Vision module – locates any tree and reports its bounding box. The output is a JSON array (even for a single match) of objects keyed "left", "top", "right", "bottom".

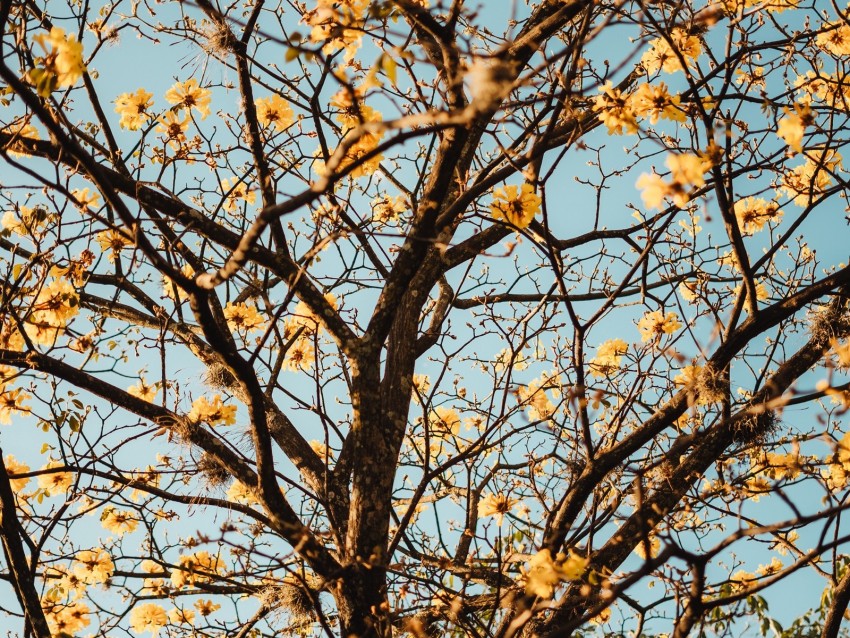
[{"left": 4, "top": 0, "right": 850, "bottom": 635}]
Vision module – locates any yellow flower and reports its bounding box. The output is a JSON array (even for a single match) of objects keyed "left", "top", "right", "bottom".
[
  {"left": 636, "top": 172, "right": 669, "bottom": 210},
  {"left": 640, "top": 28, "right": 701, "bottom": 75},
  {"left": 155, "top": 111, "right": 190, "bottom": 148},
  {"left": 4, "top": 455, "right": 30, "bottom": 492},
  {"left": 0, "top": 387, "right": 31, "bottom": 425},
  {"left": 633, "top": 534, "right": 661, "bottom": 559},
  {"left": 734, "top": 197, "right": 782, "bottom": 235},
  {"left": 162, "top": 263, "right": 195, "bottom": 302},
  {"left": 171, "top": 551, "right": 222, "bottom": 589},
  {"left": 165, "top": 78, "right": 211, "bottom": 119},
  {"left": 778, "top": 150, "right": 841, "bottom": 207},
  {"left": 637, "top": 153, "right": 708, "bottom": 210},
  {"left": 638, "top": 310, "right": 681, "bottom": 342},
  {"left": 2, "top": 205, "right": 52, "bottom": 237},
  {"left": 592, "top": 81, "right": 638, "bottom": 135},
  {"left": 129, "top": 602, "right": 168, "bottom": 634},
  {"left": 255, "top": 94, "right": 294, "bottom": 130},
  {"left": 490, "top": 183, "right": 541, "bottom": 229},
  {"left": 194, "top": 599, "right": 221, "bottom": 616},
  {"left": 304, "top": 0, "right": 369, "bottom": 61},
  {"left": 74, "top": 548, "right": 115, "bottom": 584},
  {"left": 492, "top": 347, "right": 528, "bottom": 373},
  {"left": 224, "top": 302, "right": 265, "bottom": 333},
  {"left": 523, "top": 548, "right": 587, "bottom": 598},
  {"left": 589, "top": 338, "right": 629, "bottom": 378},
  {"left": 517, "top": 377, "right": 556, "bottom": 421},
  {"left": 371, "top": 195, "right": 406, "bottom": 225},
  {"left": 71, "top": 187, "right": 101, "bottom": 212},
  {"left": 115, "top": 89, "right": 154, "bottom": 131},
  {"left": 96, "top": 227, "right": 133, "bottom": 262},
  {"left": 283, "top": 336, "right": 316, "bottom": 371},
  {"left": 128, "top": 377, "right": 157, "bottom": 402},
  {"left": 2, "top": 120, "right": 39, "bottom": 157},
  {"left": 188, "top": 395, "right": 237, "bottom": 426},
  {"left": 167, "top": 607, "right": 196, "bottom": 625},
  {"left": 776, "top": 103, "right": 813, "bottom": 153},
  {"left": 221, "top": 177, "right": 257, "bottom": 212},
  {"left": 424, "top": 407, "right": 461, "bottom": 454},
  {"left": 329, "top": 89, "right": 383, "bottom": 129},
  {"left": 44, "top": 600, "right": 90, "bottom": 635},
  {"left": 38, "top": 460, "right": 73, "bottom": 496},
  {"left": 101, "top": 507, "right": 139, "bottom": 536},
  {"left": 629, "top": 82, "right": 685, "bottom": 124},
  {"left": 225, "top": 480, "right": 258, "bottom": 505},
  {"left": 477, "top": 493, "right": 516, "bottom": 525},
  {"left": 30, "top": 27, "right": 86, "bottom": 95},
  {"left": 816, "top": 21, "right": 850, "bottom": 56},
  {"left": 33, "top": 278, "right": 79, "bottom": 326},
  {"left": 315, "top": 133, "right": 385, "bottom": 179}
]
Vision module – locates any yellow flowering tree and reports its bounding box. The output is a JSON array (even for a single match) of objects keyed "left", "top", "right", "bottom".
[{"left": 5, "top": 1, "right": 850, "bottom": 638}]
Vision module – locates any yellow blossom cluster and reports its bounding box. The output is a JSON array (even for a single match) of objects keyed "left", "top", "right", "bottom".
[
  {"left": 372, "top": 195, "right": 406, "bottom": 225},
  {"left": 129, "top": 602, "right": 168, "bottom": 634},
  {"left": 330, "top": 87, "right": 383, "bottom": 129},
  {"left": 43, "top": 599, "right": 90, "bottom": 635},
  {"left": 523, "top": 548, "right": 588, "bottom": 598},
  {"left": 636, "top": 153, "right": 710, "bottom": 210},
  {"left": 226, "top": 480, "right": 258, "bottom": 505},
  {"left": 517, "top": 376, "right": 557, "bottom": 421},
  {"left": 29, "top": 27, "right": 86, "bottom": 96},
  {"left": 281, "top": 294, "right": 337, "bottom": 372},
  {"left": 115, "top": 80, "right": 210, "bottom": 136},
  {"left": 224, "top": 302, "right": 266, "bottom": 333},
  {"left": 314, "top": 85, "right": 385, "bottom": 180},
  {"left": 2, "top": 205, "right": 53, "bottom": 238},
  {"left": 4, "top": 454, "right": 30, "bottom": 491},
  {"left": 816, "top": 21, "right": 850, "bottom": 56},
  {"left": 74, "top": 548, "right": 114, "bottom": 584},
  {"left": 638, "top": 310, "right": 681, "bottom": 343},
  {"left": 425, "top": 406, "right": 461, "bottom": 454},
  {"left": 777, "top": 149, "right": 841, "bottom": 207},
  {"left": 593, "top": 81, "right": 685, "bottom": 135},
  {"left": 734, "top": 197, "right": 783, "bottom": 235},
  {"left": 26, "top": 277, "right": 80, "bottom": 346},
  {"left": 37, "top": 460, "right": 73, "bottom": 496},
  {"left": 639, "top": 28, "right": 702, "bottom": 75},
  {"left": 2, "top": 119, "right": 40, "bottom": 157},
  {"left": 188, "top": 395, "right": 237, "bottom": 426},
  {"left": 162, "top": 263, "right": 195, "bottom": 302},
  {"left": 221, "top": 177, "right": 257, "bottom": 212},
  {"left": 722, "top": 0, "right": 799, "bottom": 11},
  {"left": 0, "top": 385, "right": 30, "bottom": 425},
  {"left": 114, "top": 89, "right": 154, "bottom": 131},
  {"left": 101, "top": 507, "right": 139, "bottom": 536},
  {"left": 589, "top": 339, "right": 629, "bottom": 378},
  {"left": 490, "top": 183, "right": 541, "bottom": 229},
  {"left": 171, "top": 550, "right": 223, "bottom": 589},
  {"left": 303, "top": 0, "right": 370, "bottom": 63}
]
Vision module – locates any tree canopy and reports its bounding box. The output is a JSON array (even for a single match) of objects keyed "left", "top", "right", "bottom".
[{"left": 3, "top": 0, "right": 850, "bottom": 636}]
